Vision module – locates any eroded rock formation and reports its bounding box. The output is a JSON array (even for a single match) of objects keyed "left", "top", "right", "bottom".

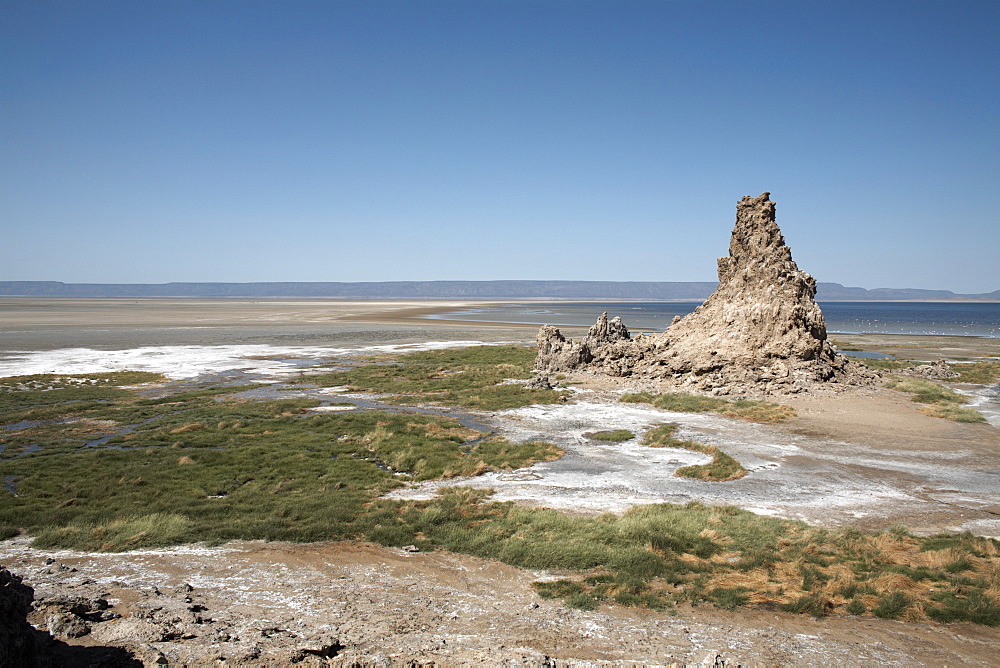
[
  {"left": 900, "top": 360, "right": 960, "bottom": 380},
  {"left": 536, "top": 193, "right": 879, "bottom": 394},
  {"left": 0, "top": 567, "right": 43, "bottom": 667}
]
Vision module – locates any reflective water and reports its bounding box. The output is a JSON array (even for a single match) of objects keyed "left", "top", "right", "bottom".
[{"left": 423, "top": 301, "right": 1000, "bottom": 337}]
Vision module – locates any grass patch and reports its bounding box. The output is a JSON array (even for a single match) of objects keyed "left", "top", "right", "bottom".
[
  {"left": 299, "top": 346, "right": 569, "bottom": 410},
  {"left": 370, "top": 492, "right": 1000, "bottom": 625},
  {"left": 918, "top": 405, "right": 987, "bottom": 423},
  {"left": 926, "top": 589, "right": 1000, "bottom": 625},
  {"left": 709, "top": 586, "right": 751, "bottom": 610},
  {"left": 642, "top": 424, "right": 746, "bottom": 481},
  {"left": 0, "top": 372, "right": 166, "bottom": 417},
  {"left": 621, "top": 392, "right": 794, "bottom": 424},
  {"left": 884, "top": 376, "right": 967, "bottom": 405},
  {"left": 948, "top": 360, "right": 1000, "bottom": 385},
  {"left": 0, "top": 372, "right": 562, "bottom": 551},
  {"left": 885, "top": 376, "right": 986, "bottom": 423},
  {"left": 873, "top": 591, "right": 911, "bottom": 619},
  {"left": 584, "top": 430, "right": 635, "bottom": 442}
]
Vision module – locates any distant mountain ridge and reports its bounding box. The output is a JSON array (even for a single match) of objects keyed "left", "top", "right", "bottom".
[{"left": 1, "top": 281, "right": 997, "bottom": 301}]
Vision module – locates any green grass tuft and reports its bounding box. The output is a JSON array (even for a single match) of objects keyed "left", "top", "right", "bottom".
[
  {"left": 585, "top": 430, "right": 635, "bottom": 442},
  {"left": 948, "top": 360, "right": 1000, "bottom": 385},
  {"left": 621, "top": 392, "right": 795, "bottom": 423},
  {"left": 873, "top": 592, "right": 911, "bottom": 619},
  {"left": 919, "top": 405, "right": 987, "bottom": 423},
  {"left": 299, "top": 345, "right": 569, "bottom": 410},
  {"left": 885, "top": 376, "right": 967, "bottom": 405},
  {"left": 884, "top": 376, "right": 987, "bottom": 422},
  {"left": 641, "top": 424, "right": 747, "bottom": 481}
]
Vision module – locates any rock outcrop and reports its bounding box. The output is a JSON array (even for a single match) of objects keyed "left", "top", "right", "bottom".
[
  {"left": 900, "top": 360, "right": 960, "bottom": 380},
  {"left": 535, "top": 193, "right": 879, "bottom": 394},
  {"left": 0, "top": 567, "right": 43, "bottom": 667},
  {"left": 536, "top": 312, "right": 634, "bottom": 375}
]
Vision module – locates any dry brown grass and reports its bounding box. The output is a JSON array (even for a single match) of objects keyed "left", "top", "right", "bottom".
[
  {"left": 919, "top": 547, "right": 966, "bottom": 570},
  {"left": 169, "top": 423, "right": 205, "bottom": 434},
  {"left": 416, "top": 421, "right": 482, "bottom": 442},
  {"left": 869, "top": 572, "right": 926, "bottom": 597},
  {"left": 442, "top": 461, "right": 489, "bottom": 478}
]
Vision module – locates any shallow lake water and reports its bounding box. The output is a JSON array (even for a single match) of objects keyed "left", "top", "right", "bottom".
[{"left": 424, "top": 301, "right": 1000, "bottom": 337}]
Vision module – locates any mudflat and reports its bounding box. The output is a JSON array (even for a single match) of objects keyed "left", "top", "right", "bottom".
[
  {"left": 5, "top": 296, "right": 998, "bottom": 356},
  {"left": 0, "top": 298, "right": 528, "bottom": 350}
]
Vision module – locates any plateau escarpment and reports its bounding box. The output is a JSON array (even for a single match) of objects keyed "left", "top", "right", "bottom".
[{"left": 536, "top": 193, "right": 879, "bottom": 394}]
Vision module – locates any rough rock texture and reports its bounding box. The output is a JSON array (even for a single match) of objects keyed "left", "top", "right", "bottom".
[
  {"left": 17, "top": 561, "right": 342, "bottom": 666},
  {"left": 536, "top": 193, "right": 879, "bottom": 394},
  {"left": 901, "top": 360, "right": 960, "bottom": 380},
  {"left": 524, "top": 374, "right": 555, "bottom": 390},
  {"left": 0, "top": 567, "right": 43, "bottom": 667},
  {"left": 536, "top": 312, "right": 637, "bottom": 375},
  {"left": 1, "top": 566, "right": 139, "bottom": 667}
]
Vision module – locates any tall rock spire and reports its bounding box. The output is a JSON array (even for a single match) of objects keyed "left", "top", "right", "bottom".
[
  {"left": 535, "top": 193, "right": 877, "bottom": 394},
  {"left": 662, "top": 192, "right": 831, "bottom": 368}
]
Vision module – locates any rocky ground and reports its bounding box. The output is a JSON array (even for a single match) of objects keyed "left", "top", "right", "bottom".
[{"left": 3, "top": 537, "right": 1000, "bottom": 666}]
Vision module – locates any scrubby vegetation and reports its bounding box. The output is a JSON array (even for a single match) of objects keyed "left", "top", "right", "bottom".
[
  {"left": 364, "top": 492, "right": 1000, "bottom": 625},
  {"left": 885, "top": 376, "right": 987, "bottom": 423},
  {"left": 851, "top": 357, "right": 1000, "bottom": 385},
  {"left": 642, "top": 424, "right": 746, "bottom": 481},
  {"left": 300, "top": 345, "right": 569, "bottom": 410},
  {"left": 585, "top": 430, "right": 635, "bottom": 442},
  {"left": 948, "top": 360, "right": 1000, "bottom": 385},
  {"left": 0, "top": 371, "right": 166, "bottom": 415},
  {"left": 0, "top": 372, "right": 561, "bottom": 551},
  {"left": 621, "top": 392, "right": 795, "bottom": 423}
]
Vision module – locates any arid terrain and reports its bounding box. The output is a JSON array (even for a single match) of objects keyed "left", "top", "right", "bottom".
[{"left": 2, "top": 298, "right": 999, "bottom": 665}]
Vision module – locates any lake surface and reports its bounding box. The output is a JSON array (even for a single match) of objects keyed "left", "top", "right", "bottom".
[{"left": 423, "top": 301, "right": 1000, "bottom": 338}]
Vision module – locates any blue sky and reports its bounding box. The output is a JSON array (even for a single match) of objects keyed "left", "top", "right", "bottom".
[{"left": 3, "top": 0, "right": 998, "bottom": 293}]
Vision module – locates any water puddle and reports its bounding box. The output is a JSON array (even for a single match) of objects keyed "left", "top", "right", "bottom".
[
  {"left": 840, "top": 350, "right": 894, "bottom": 359},
  {"left": 84, "top": 416, "right": 166, "bottom": 448},
  {"left": 1, "top": 420, "right": 44, "bottom": 432}
]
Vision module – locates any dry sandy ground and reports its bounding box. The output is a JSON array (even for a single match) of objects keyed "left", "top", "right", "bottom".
[{"left": 2, "top": 298, "right": 999, "bottom": 665}]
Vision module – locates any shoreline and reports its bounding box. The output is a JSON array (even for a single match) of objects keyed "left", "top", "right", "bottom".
[{"left": 1, "top": 298, "right": 997, "bottom": 359}]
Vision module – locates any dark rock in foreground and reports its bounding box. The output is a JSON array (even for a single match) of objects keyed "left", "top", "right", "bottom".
[{"left": 536, "top": 193, "right": 879, "bottom": 394}]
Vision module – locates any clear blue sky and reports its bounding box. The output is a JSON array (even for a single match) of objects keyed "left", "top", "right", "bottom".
[{"left": 3, "top": 0, "right": 998, "bottom": 293}]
